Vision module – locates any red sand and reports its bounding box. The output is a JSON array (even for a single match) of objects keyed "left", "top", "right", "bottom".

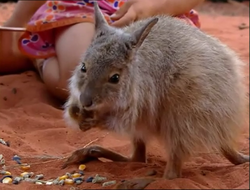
[{"left": 0, "top": 1, "right": 249, "bottom": 189}]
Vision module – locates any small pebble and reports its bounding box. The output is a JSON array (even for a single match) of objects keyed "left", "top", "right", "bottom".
[
  {"left": 36, "top": 181, "right": 43, "bottom": 185},
  {"left": 79, "top": 171, "right": 84, "bottom": 176},
  {"left": 0, "top": 155, "right": 3, "bottom": 160},
  {"left": 102, "top": 180, "right": 116, "bottom": 187},
  {"left": 86, "top": 176, "right": 94, "bottom": 183},
  {"left": 2, "top": 177, "right": 13, "bottom": 184},
  {"left": 78, "top": 164, "right": 86, "bottom": 171},
  {"left": 65, "top": 178, "right": 74, "bottom": 185}
]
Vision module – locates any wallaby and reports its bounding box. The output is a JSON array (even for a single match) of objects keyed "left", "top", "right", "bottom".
[{"left": 63, "top": 2, "right": 249, "bottom": 179}]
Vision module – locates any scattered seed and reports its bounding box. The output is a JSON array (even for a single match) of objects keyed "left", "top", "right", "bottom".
[
  {"left": 86, "top": 176, "right": 94, "bottom": 183},
  {"left": 72, "top": 173, "right": 81, "bottom": 178},
  {"left": 102, "top": 180, "right": 116, "bottom": 187},
  {"left": 78, "top": 164, "right": 86, "bottom": 171},
  {"left": 0, "top": 159, "right": 5, "bottom": 165},
  {"left": 65, "top": 178, "right": 74, "bottom": 185},
  {"left": 58, "top": 175, "right": 68, "bottom": 180},
  {"left": 79, "top": 171, "right": 84, "bottom": 176},
  {"left": 2, "top": 177, "right": 13, "bottom": 184},
  {"left": 12, "top": 177, "right": 22, "bottom": 185},
  {"left": 21, "top": 172, "right": 34, "bottom": 178},
  {"left": 58, "top": 179, "right": 65, "bottom": 186},
  {"left": 0, "top": 138, "right": 9, "bottom": 147},
  {"left": 12, "top": 155, "right": 21, "bottom": 164},
  {"left": 20, "top": 163, "right": 30, "bottom": 171},
  {"left": 0, "top": 170, "right": 11, "bottom": 175},
  {"left": 35, "top": 174, "right": 44, "bottom": 180},
  {"left": 24, "top": 178, "right": 36, "bottom": 183},
  {"left": 92, "top": 174, "right": 107, "bottom": 183},
  {"left": 46, "top": 181, "right": 53, "bottom": 185}
]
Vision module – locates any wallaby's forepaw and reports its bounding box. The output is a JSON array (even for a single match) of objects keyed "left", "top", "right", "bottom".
[{"left": 62, "top": 146, "right": 101, "bottom": 169}]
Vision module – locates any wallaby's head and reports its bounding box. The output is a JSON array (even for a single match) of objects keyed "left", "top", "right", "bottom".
[{"left": 65, "top": 2, "right": 158, "bottom": 131}]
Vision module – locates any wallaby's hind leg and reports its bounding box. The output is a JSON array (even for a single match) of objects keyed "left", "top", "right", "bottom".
[
  {"left": 62, "top": 138, "right": 146, "bottom": 169},
  {"left": 221, "top": 146, "right": 250, "bottom": 165},
  {"left": 130, "top": 138, "right": 146, "bottom": 162},
  {"left": 163, "top": 146, "right": 184, "bottom": 179}
]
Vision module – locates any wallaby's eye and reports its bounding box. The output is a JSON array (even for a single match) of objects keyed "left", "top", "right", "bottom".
[
  {"left": 109, "top": 74, "right": 120, "bottom": 84},
  {"left": 81, "top": 63, "right": 87, "bottom": 73}
]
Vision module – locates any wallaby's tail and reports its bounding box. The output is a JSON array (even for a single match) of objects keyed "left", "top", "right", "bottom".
[{"left": 221, "top": 146, "right": 249, "bottom": 165}]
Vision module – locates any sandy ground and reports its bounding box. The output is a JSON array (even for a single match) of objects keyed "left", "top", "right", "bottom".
[{"left": 0, "top": 1, "right": 249, "bottom": 189}]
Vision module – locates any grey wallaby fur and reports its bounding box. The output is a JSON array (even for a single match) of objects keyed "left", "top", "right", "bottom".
[{"left": 63, "top": 2, "right": 249, "bottom": 179}]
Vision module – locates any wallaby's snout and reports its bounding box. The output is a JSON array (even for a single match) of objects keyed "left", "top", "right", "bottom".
[{"left": 80, "top": 90, "right": 93, "bottom": 109}]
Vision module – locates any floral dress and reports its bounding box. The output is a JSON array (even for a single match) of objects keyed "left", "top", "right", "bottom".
[{"left": 18, "top": 0, "right": 201, "bottom": 59}]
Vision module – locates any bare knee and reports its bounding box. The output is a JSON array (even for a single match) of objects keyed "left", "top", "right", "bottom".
[{"left": 42, "top": 57, "right": 69, "bottom": 101}]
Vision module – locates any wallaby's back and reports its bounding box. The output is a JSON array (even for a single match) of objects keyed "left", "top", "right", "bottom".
[{"left": 123, "top": 16, "right": 247, "bottom": 155}]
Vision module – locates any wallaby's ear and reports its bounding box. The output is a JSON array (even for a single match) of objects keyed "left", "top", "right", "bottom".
[
  {"left": 93, "top": 1, "right": 108, "bottom": 33},
  {"left": 131, "top": 18, "right": 158, "bottom": 48}
]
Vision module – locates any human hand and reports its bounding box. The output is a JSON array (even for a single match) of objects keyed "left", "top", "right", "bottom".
[{"left": 110, "top": 0, "right": 165, "bottom": 28}]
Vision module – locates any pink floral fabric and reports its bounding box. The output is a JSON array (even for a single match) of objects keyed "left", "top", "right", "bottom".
[{"left": 18, "top": 0, "right": 201, "bottom": 59}]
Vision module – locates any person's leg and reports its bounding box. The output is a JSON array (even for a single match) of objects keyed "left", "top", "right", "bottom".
[{"left": 41, "top": 22, "right": 95, "bottom": 102}]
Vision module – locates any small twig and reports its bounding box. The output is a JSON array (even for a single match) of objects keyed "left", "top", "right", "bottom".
[
  {"left": 83, "top": 132, "right": 109, "bottom": 148},
  {"left": 55, "top": 87, "right": 69, "bottom": 92}
]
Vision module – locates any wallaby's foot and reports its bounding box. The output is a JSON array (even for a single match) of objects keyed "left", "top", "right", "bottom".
[
  {"left": 62, "top": 145, "right": 129, "bottom": 169},
  {"left": 163, "top": 152, "right": 183, "bottom": 179},
  {"left": 221, "top": 146, "right": 250, "bottom": 165}
]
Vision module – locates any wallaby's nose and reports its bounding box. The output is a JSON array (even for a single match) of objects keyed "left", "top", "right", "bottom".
[{"left": 80, "top": 92, "right": 93, "bottom": 108}]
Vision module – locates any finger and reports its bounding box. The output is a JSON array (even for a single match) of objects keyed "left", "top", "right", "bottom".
[
  {"left": 111, "top": 8, "right": 136, "bottom": 28},
  {"left": 110, "top": 0, "right": 134, "bottom": 20}
]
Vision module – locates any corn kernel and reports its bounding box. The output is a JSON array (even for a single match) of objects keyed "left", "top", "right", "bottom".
[
  {"left": 0, "top": 170, "right": 11, "bottom": 175},
  {"left": 20, "top": 172, "right": 28, "bottom": 177},
  {"left": 78, "top": 164, "right": 86, "bottom": 171},
  {"left": 65, "top": 178, "right": 74, "bottom": 185},
  {"left": 72, "top": 173, "right": 81, "bottom": 178},
  {"left": 2, "top": 177, "right": 13, "bottom": 184},
  {"left": 58, "top": 175, "right": 68, "bottom": 180},
  {"left": 20, "top": 163, "right": 30, "bottom": 171},
  {"left": 20, "top": 172, "right": 34, "bottom": 178}
]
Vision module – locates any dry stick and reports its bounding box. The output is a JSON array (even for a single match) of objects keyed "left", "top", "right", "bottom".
[
  {"left": 3, "top": 132, "right": 109, "bottom": 170},
  {"left": 55, "top": 87, "right": 68, "bottom": 92}
]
